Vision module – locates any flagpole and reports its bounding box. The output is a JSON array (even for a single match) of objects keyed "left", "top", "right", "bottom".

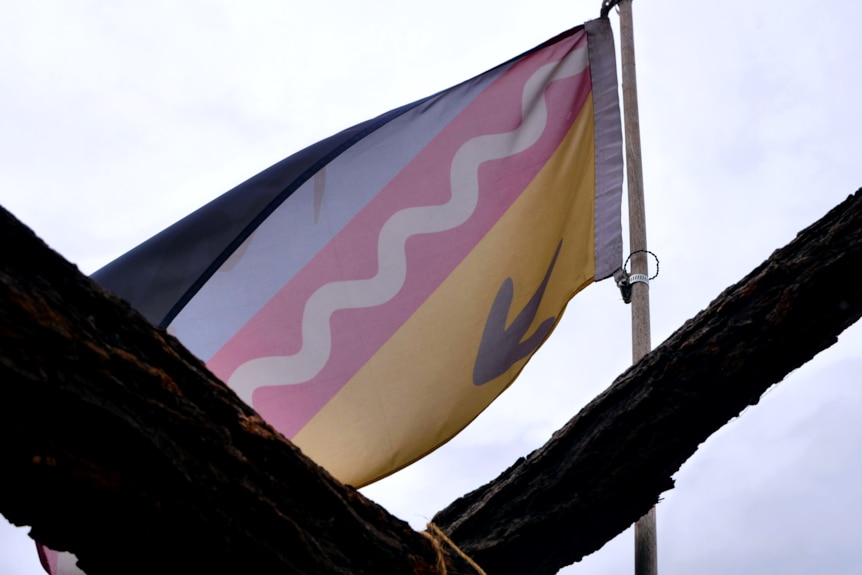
[{"left": 616, "top": 1, "right": 658, "bottom": 575}]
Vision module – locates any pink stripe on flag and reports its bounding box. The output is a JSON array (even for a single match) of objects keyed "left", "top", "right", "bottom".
[{"left": 207, "top": 31, "right": 591, "bottom": 437}]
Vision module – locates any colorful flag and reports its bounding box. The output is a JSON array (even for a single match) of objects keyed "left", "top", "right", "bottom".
[
  {"left": 94, "top": 17, "right": 622, "bottom": 487},
  {"left": 40, "top": 17, "right": 622, "bottom": 575}
]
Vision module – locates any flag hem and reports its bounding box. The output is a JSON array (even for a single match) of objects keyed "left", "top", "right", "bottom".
[{"left": 586, "top": 18, "right": 624, "bottom": 281}]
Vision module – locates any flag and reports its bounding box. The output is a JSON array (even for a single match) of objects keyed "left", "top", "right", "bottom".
[
  {"left": 40, "top": 16, "right": 623, "bottom": 575},
  {"left": 95, "top": 17, "right": 622, "bottom": 487}
]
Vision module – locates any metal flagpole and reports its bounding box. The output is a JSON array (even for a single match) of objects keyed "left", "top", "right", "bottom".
[{"left": 604, "top": 0, "right": 658, "bottom": 574}]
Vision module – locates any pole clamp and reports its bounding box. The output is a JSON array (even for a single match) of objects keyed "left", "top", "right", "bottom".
[{"left": 628, "top": 273, "right": 650, "bottom": 286}]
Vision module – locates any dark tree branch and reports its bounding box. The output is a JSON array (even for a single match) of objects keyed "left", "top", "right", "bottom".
[{"left": 0, "top": 189, "right": 860, "bottom": 575}]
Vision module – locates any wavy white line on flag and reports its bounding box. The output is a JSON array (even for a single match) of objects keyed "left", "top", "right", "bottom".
[{"left": 228, "top": 46, "right": 590, "bottom": 405}]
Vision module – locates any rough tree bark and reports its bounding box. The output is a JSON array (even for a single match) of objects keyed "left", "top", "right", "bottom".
[{"left": 1, "top": 189, "right": 860, "bottom": 575}]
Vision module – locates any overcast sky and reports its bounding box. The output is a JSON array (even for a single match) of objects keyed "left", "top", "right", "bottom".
[{"left": 2, "top": 1, "right": 861, "bottom": 574}]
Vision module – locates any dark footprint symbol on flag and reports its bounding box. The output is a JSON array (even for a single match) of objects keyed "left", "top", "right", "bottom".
[{"left": 473, "top": 240, "right": 562, "bottom": 386}]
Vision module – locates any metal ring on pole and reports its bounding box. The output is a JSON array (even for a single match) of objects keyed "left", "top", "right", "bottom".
[{"left": 613, "top": 250, "right": 659, "bottom": 304}]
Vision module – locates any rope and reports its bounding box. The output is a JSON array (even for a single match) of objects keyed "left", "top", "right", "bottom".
[
  {"left": 422, "top": 523, "right": 489, "bottom": 575},
  {"left": 623, "top": 249, "right": 660, "bottom": 280},
  {"left": 420, "top": 529, "right": 449, "bottom": 575},
  {"left": 600, "top": 0, "right": 623, "bottom": 19}
]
